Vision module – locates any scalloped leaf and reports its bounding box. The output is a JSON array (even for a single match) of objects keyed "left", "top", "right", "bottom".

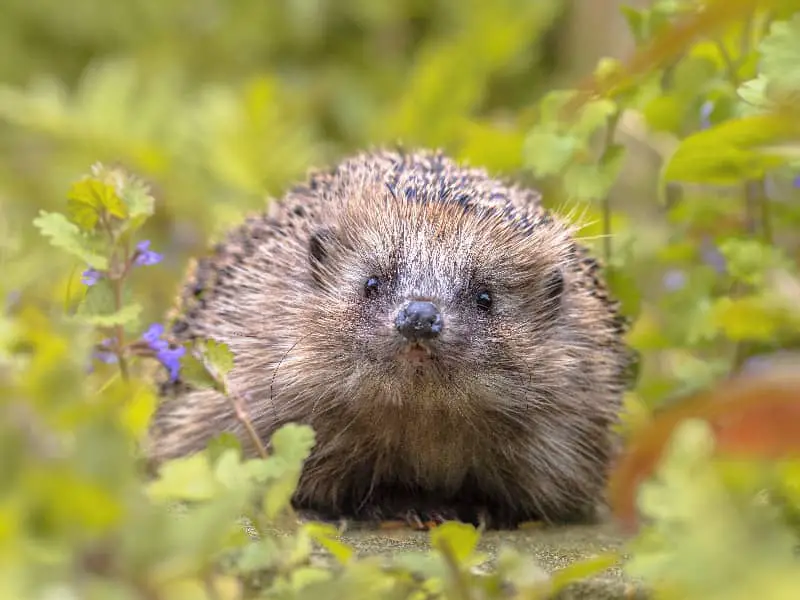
[
  {"left": 67, "top": 178, "right": 127, "bottom": 231},
  {"left": 33, "top": 211, "right": 108, "bottom": 269}
]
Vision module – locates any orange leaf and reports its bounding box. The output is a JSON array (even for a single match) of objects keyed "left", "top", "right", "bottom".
[{"left": 608, "top": 367, "right": 800, "bottom": 532}]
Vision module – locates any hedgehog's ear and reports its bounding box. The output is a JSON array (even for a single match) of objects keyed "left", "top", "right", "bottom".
[{"left": 308, "top": 227, "right": 338, "bottom": 286}]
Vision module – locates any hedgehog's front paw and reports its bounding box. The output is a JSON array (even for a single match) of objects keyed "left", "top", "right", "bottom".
[{"left": 373, "top": 506, "right": 461, "bottom": 531}]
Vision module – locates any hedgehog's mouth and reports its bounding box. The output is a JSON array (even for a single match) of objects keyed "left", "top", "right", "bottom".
[{"left": 400, "top": 341, "right": 435, "bottom": 367}]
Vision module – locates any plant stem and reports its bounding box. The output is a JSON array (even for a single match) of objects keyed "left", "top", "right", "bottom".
[
  {"left": 230, "top": 391, "right": 270, "bottom": 460},
  {"left": 730, "top": 178, "right": 765, "bottom": 371},
  {"left": 99, "top": 211, "right": 130, "bottom": 380},
  {"left": 758, "top": 179, "right": 773, "bottom": 244},
  {"left": 601, "top": 110, "right": 622, "bottom": 266},
  {"left": 111, "top": 281, "right": 129, "bottom": 381},
  {"left": 714, "top": 38, "right": 740, "bottom": 86},
  {"left": 437, "top": 540, "right": 474, "bottom": 600}
]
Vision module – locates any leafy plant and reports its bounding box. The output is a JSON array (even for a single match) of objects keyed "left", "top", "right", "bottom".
[{"left": 3, "top": 1, "right": 800, "bottom": 599}]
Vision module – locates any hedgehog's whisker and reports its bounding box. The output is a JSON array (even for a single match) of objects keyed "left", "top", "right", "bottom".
[{"left": 269, "top": 333, "right": 312, "bottom": 419}]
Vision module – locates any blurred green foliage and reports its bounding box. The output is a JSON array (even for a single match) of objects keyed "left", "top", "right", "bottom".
[{"left": 3, "top": 0, "right": 800, "bottom": 598}]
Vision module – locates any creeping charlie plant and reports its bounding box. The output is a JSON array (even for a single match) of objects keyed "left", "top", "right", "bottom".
[{"left": 2, "top": 1, "right": 799, "bottom": 599}]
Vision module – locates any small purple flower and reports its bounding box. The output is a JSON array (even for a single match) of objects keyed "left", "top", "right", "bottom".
[
  {"left": 87, "top": 338, "right": 118, "bottom": 373},
  {"left": 741, "top": 354, "right": 772, "bottom": 375},
  {"left": 157, "top": 346, "right": 186, "bottom": 382},
  {"left": 142, "top": 323, "right": 184, "bottom": 382},
  {"left": 662, "top": 269, "right": 687, "bottom": 291},
  {"left": 700, "top": 237, "right": 727, "bottom": 274},
  {"left": 94, "top": 338, "right": 118, "bottom": 364},
  {"left": 793, "top": 175, "right": 800, "bottom": 188},
  {"left": 142, "top": 323, "right": 166, "bottom": 348},
  {"left": 81, "top": 268, "right": 103, "bottom": 286},
  {"left": 94, "top": 350, "right": 118, "bottom": 364},
  {"left": 700, "top": 100, "right": 714, "bottom": 129},
  {"left": 134, "top": 240, "right": 163, "bottom": 267}
]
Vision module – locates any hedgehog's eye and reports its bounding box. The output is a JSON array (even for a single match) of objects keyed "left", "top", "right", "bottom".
[
  {"left": 364, "top": 276, "right": 381, "bottom": 298},
  {"left": 475, "top": 290, "right": 493, "bottom": 312}
]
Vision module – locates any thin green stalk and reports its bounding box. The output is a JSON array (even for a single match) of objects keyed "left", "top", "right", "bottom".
[
  {"left": 99, "top": 211, "right": 130, "bottom": 380},
  {"left": 601, "top": 110, "right": 622, "bottom": 266}
]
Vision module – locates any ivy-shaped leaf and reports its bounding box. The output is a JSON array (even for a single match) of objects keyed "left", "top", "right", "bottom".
[
  {"left": 147, "top": 452, "right": 219, "bottom": 502},
  {"left": 67, "top": 179, "right": 127, "bottom": 231},
  {"left": 204, "top": 339, "right": 235, "bottom": 379},
  {"left": 179, "top": 346, "right": 223, "bottom": 392},
  {"left": 33, "top": 211, "right": 108, "bottom": 269}
]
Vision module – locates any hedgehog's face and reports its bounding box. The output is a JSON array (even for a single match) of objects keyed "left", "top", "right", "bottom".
[{"left": 303, "top": 194, "right": 583, "bottom": 413}]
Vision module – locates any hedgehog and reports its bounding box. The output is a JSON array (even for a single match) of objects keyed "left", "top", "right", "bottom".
[{"left": 146, "top": 148, "right": 635, "bottom": 529}]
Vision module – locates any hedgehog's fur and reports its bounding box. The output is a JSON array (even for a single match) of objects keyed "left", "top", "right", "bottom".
[{"left": 146, "top": 148, "right": 634, "bottom": 529}]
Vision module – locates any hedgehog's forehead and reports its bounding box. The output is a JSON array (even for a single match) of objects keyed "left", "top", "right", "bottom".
[
  {"left": 338, "top": 178, "right": 539, "bottom": 242},
  {"left": 340, "top": 196, "right": 508, "bottom": 255}
]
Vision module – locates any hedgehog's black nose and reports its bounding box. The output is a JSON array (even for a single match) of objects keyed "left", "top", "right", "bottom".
[{"left": 395, "top": 301, "right": 443, "bottom": 340}]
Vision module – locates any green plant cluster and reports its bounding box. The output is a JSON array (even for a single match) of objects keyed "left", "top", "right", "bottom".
[
  {"left": 524, "top": 1, "right": 800, "bottom": 416},
  {"left": 2, "top": 0, "right": 800, "bottom": 599}
]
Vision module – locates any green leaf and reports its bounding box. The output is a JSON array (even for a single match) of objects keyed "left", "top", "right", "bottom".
[
  {"left": 759, "top": 15, "right": 800, "bottom": 96},
  {"left": 710, "top": 295, "right": 785, "bottom": 342},
  {"left": 303, "top": 522, "right": 355, "bottom": 565},
  {"left": 241, "top": 455, "right": 291, "bottom": 483},
  {"left": 390, "top": 551, "right": 448, "bottom": 580},
  {"left": 261, "top": 424, "right": 316, "bottom": 519},
  {"left": 538, "top": 90, "right": 578, "bottom": 123},
  {"left": 271, "top": 423, "right": 316, "bottom": 466},
  {"left": 430, "top": 521, "right": 480, "bottom": 564},
  {"left": 523, "top": 130, "right": 579, "bottom": 177},
  {"left": 81, "top": 303, "right": 142, "bottom": 328},
  {"left": 643, "top": 94, "right": 685, "bottom": 133},
  {"left": 662, "top": 113, "right": 800, "bottom": 184},
  {"left": 549, "top": 552, "right": 620, "bottom": 594},
  {"left": 563, "top": 143, "right": 626, "bottom": 201},
  {"left": 119, "top": 177, "right": 155, "bottom": 219},
  {"left": 33, "top": 211, "right": 108, "bottom": 269},
  {"left": 671, "top": 56, "right": 717, "bottom": 98},
  {"left": 161, "top": 490, "right": 248, "bottom": 561},
  {"left": 737, "top": 75, "right": 773, "bottom": 113},
  {"left": 717, "top": 238, "right": 792, "bottom": 287},
  {"left": 620, "top": 6, "right": 647, "bottom": 44},
  {"left": 207, "top": 432, "right": 243, "bottom": 466},
  {"left": 118, "top": 175, "right": 156, "bottom": 234},
  {"left": 67, "top": 179, "right": 127, "bottom": 231},
  {"left": 204, "top": 339, "right": 235, "bottom": 379},
  {"left": 74, "top": 280, "right": 141, "bottom": 327},
  {"left": 288, "top": 567, "right": 334, "bottom": 591},
  {"left": 235, "top": 537, "right": 281, "bottom": 573},
  {"left": 212, "top": 448, "right": 251, "bottom": 492},
  {"left": 147, "top": 452, "right": 219, "bottom": 502},
  {"left": 179, "top": 345, "right": 223, "bottom": 391},
  {"left": 77, "top": 279, "right": 117, "bottom": 316},
  {"left": 573, "top": 98, "right": 617, "bottom": 138},
  {"left": 494, "top": 545, "right": 551, "bottom": 590}
]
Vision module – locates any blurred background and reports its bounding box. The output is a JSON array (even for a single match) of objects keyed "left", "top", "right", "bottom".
[{"left": 2, "top": 0, "right": 799, "bottom": 419}]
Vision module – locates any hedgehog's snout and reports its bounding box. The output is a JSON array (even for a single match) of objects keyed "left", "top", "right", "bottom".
[{"left": 394, "top": 300, "right": 443, "bottom": 341}]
